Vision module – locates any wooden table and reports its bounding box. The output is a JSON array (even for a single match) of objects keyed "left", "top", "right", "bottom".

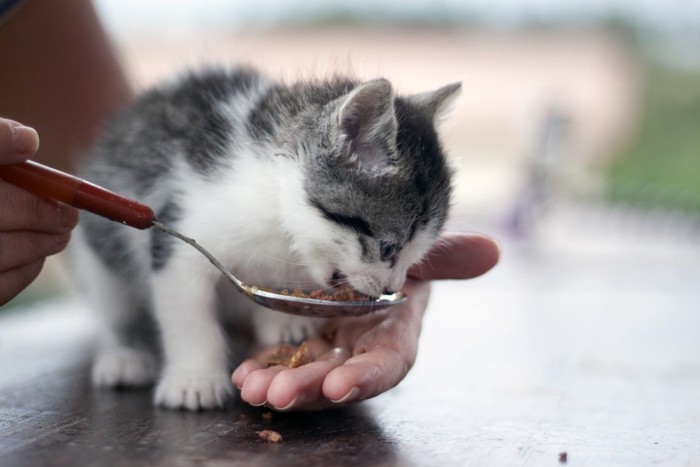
[{"left": 1, "top": 234, "right": 699, "bottom": 466}]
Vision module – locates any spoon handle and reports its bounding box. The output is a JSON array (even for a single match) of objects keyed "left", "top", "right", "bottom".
[{"left": 0, "top": 160, "right": 155, "bottom": 229}]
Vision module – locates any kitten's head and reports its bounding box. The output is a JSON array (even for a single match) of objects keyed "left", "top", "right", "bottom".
[{"left": 286, "top": 78, "right": 459, "bottom": 297}]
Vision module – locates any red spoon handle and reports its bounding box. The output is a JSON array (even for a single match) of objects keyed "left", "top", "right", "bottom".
[{"left": 0, "top": 160, "right": 155, "bottom": 229}]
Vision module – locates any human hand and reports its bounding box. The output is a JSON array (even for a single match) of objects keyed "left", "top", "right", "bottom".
[
  {"left": 231, "top": 232, "right": 500, "bottom": 411},
  {"left": 0, "top": 118, "right": 79, "bottom": 306}
]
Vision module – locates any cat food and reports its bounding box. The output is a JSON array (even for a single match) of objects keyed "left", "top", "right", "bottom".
[
  {"left": 279, "top": 287, "right": 371, "bottom": 302},
  {"left": 265, "top": 341, "right": 311, "bottom": 368},
  {"left": 259, "top": 430, "right": 283, "bottom": 442}
]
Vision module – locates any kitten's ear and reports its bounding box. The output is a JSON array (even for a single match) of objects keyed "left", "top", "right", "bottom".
[
  {"left": 408, "top": 82, "right": 462, "bottom": 122},
  {"left": 336, "top": 78, "right": 397, "bottom": 170}
]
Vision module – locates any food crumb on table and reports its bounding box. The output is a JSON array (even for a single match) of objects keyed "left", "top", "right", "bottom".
[{"left": 259, "top": 429, "right": 283, "bottom": 443}]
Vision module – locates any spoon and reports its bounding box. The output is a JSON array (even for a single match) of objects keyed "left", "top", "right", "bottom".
[{"left": 0, "top": 161, "right": 406, "bottom": 317}]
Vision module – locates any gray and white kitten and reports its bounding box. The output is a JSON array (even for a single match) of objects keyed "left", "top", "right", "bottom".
[{"left": 72, "top": 67, "right": 458, "bottom": 410}]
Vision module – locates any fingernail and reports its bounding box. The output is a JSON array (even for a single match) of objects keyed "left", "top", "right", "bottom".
[
  {"left": 13, "top": 125, "right": 40, "bottom": 155},
  {"left": 274, "top": 396, "right": 299, "bottom": 411},
  {"left": 250, "top": 399, "right": 268, "bottom": 407},
  {"left": 330, "top": 386, "right": 361, "bottom": 404}
]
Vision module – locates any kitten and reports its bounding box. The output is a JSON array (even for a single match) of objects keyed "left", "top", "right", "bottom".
[{"left": 71, "top": 66, "right": 459, "bottom": 410}]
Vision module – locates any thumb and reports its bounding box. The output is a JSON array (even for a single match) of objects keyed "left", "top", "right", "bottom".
[{"left": 408, "top": 232, "right": 500, "bottom": 281}]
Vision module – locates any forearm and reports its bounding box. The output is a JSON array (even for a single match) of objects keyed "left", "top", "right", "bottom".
[{"left": 0, "top": 0, "right": 133, "bottom": 173}]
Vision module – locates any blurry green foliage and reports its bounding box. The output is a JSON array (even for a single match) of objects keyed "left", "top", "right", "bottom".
[{"left": 606, "top": 64, "right": 700, "bottom": 213}]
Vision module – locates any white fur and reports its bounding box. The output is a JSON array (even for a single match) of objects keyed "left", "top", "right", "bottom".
[{"left": 72, "top": 229, "right": 158, "bottom": 387}]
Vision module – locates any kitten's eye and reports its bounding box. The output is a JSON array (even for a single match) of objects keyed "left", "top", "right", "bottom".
[{"left": 380, "top": 241, "right": 399, "bottom": 262}]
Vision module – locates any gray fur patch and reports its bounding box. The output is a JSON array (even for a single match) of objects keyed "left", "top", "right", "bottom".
[{"left": 81, "top": 211, "right": 139, "bottom": 280}]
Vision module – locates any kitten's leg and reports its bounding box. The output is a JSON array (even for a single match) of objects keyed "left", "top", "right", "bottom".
[
  {"left": 151, "top": 253, "right": 232, "bottom": 411},
  {"left": 252, "top": 307, "right": 325, "bottom": 346},
  {"left": 92, "top": 333, "right": 158, "bottom": 388},
  {"left": 75, "top": 240, "right": 157, "bottom": 388}
]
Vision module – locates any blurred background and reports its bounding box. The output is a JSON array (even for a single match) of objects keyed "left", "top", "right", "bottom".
[
  {"left": 6, "top": 0, "right": 700, "bottom": 305},
  {"left": 3, "top": 3, "right": 698, "bottom": 461}
]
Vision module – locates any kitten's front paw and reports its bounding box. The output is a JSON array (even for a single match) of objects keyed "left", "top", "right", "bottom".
[
  {"left": 92, "top": 347, "right": 157, "bottom": 388},
  {"left": 154, "top": 370, "right": 233, "bottom": 410}
]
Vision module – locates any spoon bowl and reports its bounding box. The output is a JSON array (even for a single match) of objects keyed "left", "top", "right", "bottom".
[{"left": 244, "top": 287, "right": 406, "bottom": 317}]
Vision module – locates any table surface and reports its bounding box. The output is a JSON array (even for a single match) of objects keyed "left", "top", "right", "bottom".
[{"left": 1, "top": 209, "right": 699, "bottom": 467}]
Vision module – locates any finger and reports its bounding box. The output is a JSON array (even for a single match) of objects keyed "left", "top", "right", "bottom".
[
  {"left": 266, "top": 346, "right": 351, "bottom": 411},
  {"left": 231, "top": 359, "right": 263, "bottom": 389},
  {"left": 322, "top": 346, "right": 411, "bottom": 404},
  {"left": 0, "top": 118, "right": 40, "bottom": 162},
  {"left": 0, "top": 258, "right": 45, "bottom": 306},
  {"left": 408, "top": 232, "right": 500, "bottom": 281},
  {"left": 324, "top": 279, "right": 429, "bottom": 404},
  {"left": 0, "top": 182, "right": 79, "bottom": 233},
  {"left": 0, "top": 231, "right": 71, "bottom": 272},
  {"left": 239, "top": 366, "right": 286, "bottom": 406},
  {"left": 325, "top": 310, "right": 421, "bottom": 403}
]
